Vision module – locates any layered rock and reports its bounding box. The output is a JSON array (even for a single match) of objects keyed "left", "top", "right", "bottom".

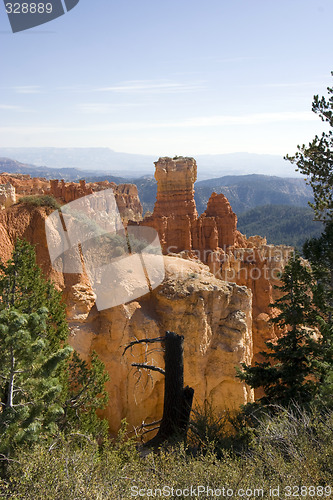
[
  {"left": 153, "top": 157, "right": 198, "bottom": 218},
  {"left": 141, "top": 157, "right": 292, "bottom": 386},
  {"left": 0, "top": 173, "right": 49, "bottom": 196},
  {"left": 48, "top": 179, "right": 93, "bottom": 203},
  {"left": 67, "top": 256, "right": 254, "bottom": 433},
  {"left": 142, "top": 157, "right": 198, "bottom": 252},
  {"left": 0, "top": 157, "right": 293, "bottom": 431},
  {"left": 111, "top": 184, "right": 143, "bottom": 223},
  {"left": 141, "top": 157, "right": 247, "bottom": 254},
  {"left": 47, "top": 179, "right": 143, "bottom": 222},
  {"left": 213, "top": 243, "right": 293, "bottom": 370},
  {"left": 0, "top": 173, "right": 143, "bottom": 223},
  {"left": 192, "top": 193, "right": 247, "bottom": 259}
]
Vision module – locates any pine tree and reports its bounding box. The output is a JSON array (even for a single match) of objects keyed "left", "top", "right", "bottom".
[
  {"left": 286, "top": 71, "right": 333, "bottom": 221},
  {"left": 0, "top": 308, "right": 72, "bottom": 455},
  {"left": 61, "top": 351, "right": 109, "bottom": 437},
  {"left": 240, "top": 74, "right": 333, "bottom": 409},
  {"left": 237, "top": 253, "right": 321, "bottom": 406},
  {"left": 0, "top": 239, "right": 69, "bottom": 349},
  {"left": 303, "top": 220, "right": 333, "bottom": 318},
  {"left": 0, "top": 240, "right": 110, "bottom": 458},
  {"left": 302, "top": 222, "right": 333, "bottom": 404}
]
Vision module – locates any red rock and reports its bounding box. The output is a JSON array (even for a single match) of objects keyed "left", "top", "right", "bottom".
[{"left": 140, "top": 157, "right": 246, "bottom": 255}]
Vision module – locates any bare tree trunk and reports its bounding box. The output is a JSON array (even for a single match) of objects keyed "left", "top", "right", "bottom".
[{"left": 145, "top": 331, "right": 194, "bottom": 448}]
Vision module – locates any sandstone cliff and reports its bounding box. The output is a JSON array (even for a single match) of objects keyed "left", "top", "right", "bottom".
[
  {"left": 141, "top": 157, "right": 247, "bottom": 255},
  {"left": 0, "top": 173, "right": 49, "bottom": 196},
  {"left": 46, "top": 178, "right": 143, "bottom": 223},
  {"left": 140, "top": 157, "right": 292, "bottom": 372},
  {"left": 0, "top": 203, "right": 253, "bottom": 433},
  {"left": 0, "top": 157, "right": 293, "bottom": 432},
  {"left": 68, "top": 257, "right": 253, "bottom": 433},
  {"left": 0, "top": 173, "right": 143, "bottom": 223}
]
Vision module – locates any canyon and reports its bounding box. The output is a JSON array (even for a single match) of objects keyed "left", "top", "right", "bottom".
[{"left": 0, "top": 157, "right": 293, "bottom": 433}]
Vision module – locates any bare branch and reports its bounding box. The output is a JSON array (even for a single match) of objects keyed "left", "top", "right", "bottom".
[
  {"left": 0, "top": 454, "right": 19, "bottom": 463},
  {"left": 140, "top": 419, "right": 162, "bottom": 429},
  {"left": 131, "top": 363, "right": 165, "bottom": 375},
  {"left": 122, "top": 336, "right": 165, "bottom": 356}
]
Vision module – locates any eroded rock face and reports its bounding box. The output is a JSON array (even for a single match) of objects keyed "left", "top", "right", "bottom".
[
  {"left": 68, "top": 257, "right": 254, "bottom": 433},
  {"left": 0, "top": 173, "right": 143, "bottom": 223},
  {"left": 153, "top": 157, "right": 198, "bottom": 218},
  {"left": 48, "top": 179, "right": 94, "bottom": 203},
  {"left": 213, "top": 244, "right": 294, "bottom": 368},
  {"left": 142, "top": 157, "right": 198, "bottom": 252},
  {"left": 140, "top": 156, "right": 292, "bottom": 399},
  {"left": 0, "top": 183, "right": 16, "bottom": 209},
  {"left": 112, "top": 184, "right": 143, "bottom": 223},
  {"left": 0, "top": 204, "right": 63, "bottom": 283},
  {"left": 0, "top": 204, "right": 254, "bottom": 433},
  {"left": 192, "top": 193, "right": 247, "bottom": 257},
  {"left": 141, "top": 157, "right": 247, "bottom": 254},
  {"left": 0, "top": 173, "right": 49, "bottom": 196},
  {"left": 0, "top": 158, "right": 292, "bottom": 431},
  {"left": 47, "top": 179, "right": 143, "bottom": 222}
]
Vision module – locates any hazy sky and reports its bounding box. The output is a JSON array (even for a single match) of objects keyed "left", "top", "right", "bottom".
[{"left": 0, "top": 0, "right": 332, "bottom": 157}]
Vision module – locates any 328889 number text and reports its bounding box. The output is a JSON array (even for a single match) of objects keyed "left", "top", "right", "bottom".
[{"left": 5, "top": 3, "right": 53, "bottom": 14}]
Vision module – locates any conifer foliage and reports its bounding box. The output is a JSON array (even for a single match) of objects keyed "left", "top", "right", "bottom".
[
  {"left": 237, "top": 254, "right": 321, "bottom": 406},
  {"left": 286, "top": 72, "right": 333, "bottom": 221},
  {"left": 0, "top": 240, "right": 109, "bottom": 459},
  {"left": 239, "top": 74, "right": 333, "bottom": 409},
  {"left": 0, "top": 240, "right": 72, "bottom": 454}
]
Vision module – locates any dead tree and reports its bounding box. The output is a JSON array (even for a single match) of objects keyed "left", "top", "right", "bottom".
[{"left": 123, "top": 331, "right": 194, "bottom": 448}]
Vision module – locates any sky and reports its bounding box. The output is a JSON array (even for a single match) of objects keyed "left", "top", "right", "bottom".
[{"left": 0, "top": 0, "right": 332, "bottom": 158}]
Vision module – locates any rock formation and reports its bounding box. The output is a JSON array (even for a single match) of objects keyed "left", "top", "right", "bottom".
[
  {"left": 46, "top": 178, "right": 143, "bottom": 222},
  {"left": 141, "top": 157, "right": 247, "bottom": 255},
  {"left": 68, "top": 257, "right": 253, "bottom": 433},
  {"left": 0, "top": 203, "right": 254, "bottom": 433},
  {"left": 48, "top": 179, "right": 93, "bottom": 203},
  {"left": 215, "top": 242, "right": 293, "bottom": 372},
  {"left": 0, "top": 173, "right": 143, "bottom": 222},
  {"left": 0, "top": 173, "right": 49, "bottom": 196},
  {"left": 153, "top": 156, "right": 198, "bottom": 218},
  {"left": 141, "top": 157, "right": 292, "bottom": 372},
  {"left": 0, "top": 182, "right": 16, "bottom": 209},
  {"left": 142, "top": 157, "right": 198, "bottom": 252},
  {"left": 192, "top": 192, "right": 247, "bottom": 260},
  {"left": 0, "top": 157, "right": 293, "bottom": 432},
  {"left": 111, "top": 184, "right": 143, "bottom": 223}
]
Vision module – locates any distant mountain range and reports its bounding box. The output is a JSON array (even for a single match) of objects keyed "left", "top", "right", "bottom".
[
  {"left": 128, "top": 173, "right": 312, "bottom": 215},
  {"left": 0, "top": 155, "right": 319, "bottom": 249},
  {"left": 194, "top": 174, "right": 313, "bottom": 215},
  {"left": 0, "top": 156, "right": 311, "bottom": 216},
  {"left": 0, "top": 148, "right": 300, "bottom": 180},
  {"left": 237, "top": 205, "right": 322, "bottom": 250},
  {"left": 0, "top": 157, "right": 126, "bottom": 184}
]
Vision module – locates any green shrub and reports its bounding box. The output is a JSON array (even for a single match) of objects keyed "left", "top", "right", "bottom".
[
  {"left": 18, "top": 195, "right": 61, "bottom": 210},
  {"left": 2, "top": 407, "right": 332, "bottom": 499}
]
